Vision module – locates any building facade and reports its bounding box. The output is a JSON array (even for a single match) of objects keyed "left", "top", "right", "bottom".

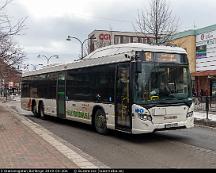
[
  {"left": 171, "top": 24, "right": 216, "bottom": 96},
  {"left": 0, "top": 60, "right": 21, "bottom": 96},
  {"left": 88, "top": 30, "right": 155, "bottom": 53}
]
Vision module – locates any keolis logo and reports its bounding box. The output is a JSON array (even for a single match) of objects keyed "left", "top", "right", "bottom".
[{"left": 135, "top": 108, "right": 145, "bottom": 114}]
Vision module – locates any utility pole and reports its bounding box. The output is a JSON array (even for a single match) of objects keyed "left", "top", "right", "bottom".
[{"left": 66, "top": 36, "right": 96, "bottom": 59}]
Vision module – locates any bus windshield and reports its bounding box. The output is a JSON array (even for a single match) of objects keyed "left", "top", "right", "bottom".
[{"left": 134, "top": 55, "right": 192, "bottom": 105}]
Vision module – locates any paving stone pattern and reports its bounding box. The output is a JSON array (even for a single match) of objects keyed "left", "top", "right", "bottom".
[{"left": 0, "top": 105, "right": 78, "bottom": 168}]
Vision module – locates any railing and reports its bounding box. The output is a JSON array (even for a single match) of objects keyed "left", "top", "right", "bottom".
[
  {"left": 194, "top": 96, "right": 216, "bottom": 120},
  {"left": 194, "top": 96, "right": 216, "bottom": 112}
]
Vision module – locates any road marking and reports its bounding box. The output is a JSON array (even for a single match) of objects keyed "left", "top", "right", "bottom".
[{"left": 7, "top": 103, "right": 109, "bottom": 168}]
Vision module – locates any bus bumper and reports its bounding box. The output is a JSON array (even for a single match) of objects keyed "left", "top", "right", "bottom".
[{"left": 131, "top": 117, "right": 194, "bottom": 134}]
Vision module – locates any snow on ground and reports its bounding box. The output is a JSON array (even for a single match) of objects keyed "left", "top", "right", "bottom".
[{"left": 194, "top": 112, "right": 216, "bottom": 121}]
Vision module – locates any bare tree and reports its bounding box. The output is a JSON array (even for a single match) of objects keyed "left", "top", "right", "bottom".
[
  {"left": 0, "top": 0, "right": 25, "bottom": 79},
  {"left": 135, "top": 0, "right": 178, "bottom": 44}
]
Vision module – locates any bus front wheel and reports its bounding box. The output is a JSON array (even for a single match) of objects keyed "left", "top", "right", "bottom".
[{"left": 94, "top": 109, "right": 108, "bottom": 134}]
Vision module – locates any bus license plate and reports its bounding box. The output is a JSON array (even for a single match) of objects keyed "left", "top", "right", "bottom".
[{"left": 165, "top": 123, "right": 178, "bottom": 129}]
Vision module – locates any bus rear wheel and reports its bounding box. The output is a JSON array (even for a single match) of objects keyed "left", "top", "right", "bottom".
[
  {"left": 32, "top": 103, "right": 39, "bottom": 117},
  {"left": 38, "top": 102, "right": 46, "bottom": 119},
  {"left": 94, "top": 109, "right": 108, "bottom": 134}
]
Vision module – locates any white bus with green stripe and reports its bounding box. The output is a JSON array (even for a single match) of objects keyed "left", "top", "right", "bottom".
[{"left": 21, "top": 43, "right": 194, "bottom": 134}]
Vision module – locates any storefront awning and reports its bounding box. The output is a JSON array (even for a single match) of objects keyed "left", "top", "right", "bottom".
[{"left": 192, "top": 70, "right": 216, "bottom": 77}]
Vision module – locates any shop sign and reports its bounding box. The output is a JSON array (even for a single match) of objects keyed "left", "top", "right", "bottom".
[
  {"left": 196, "top": 30, "right": 216, "bottom": 72},
  {"left": 99, "top": 33, "right": 111, "bottom": 41}
]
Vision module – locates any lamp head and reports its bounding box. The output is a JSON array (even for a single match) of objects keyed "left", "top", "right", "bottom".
[
  {"left": 66, "top": 35, "right": 71, "bottom": 41},
  {"left": 54, "top": 55, "right": 59, "bottom": 59},
  {"left": 90, "top": 36, "right": 96, "bottom": 40}
]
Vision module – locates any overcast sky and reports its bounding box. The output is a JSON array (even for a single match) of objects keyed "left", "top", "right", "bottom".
[{"left": 3, "top": 0, "right": 216, "bottom": 69}]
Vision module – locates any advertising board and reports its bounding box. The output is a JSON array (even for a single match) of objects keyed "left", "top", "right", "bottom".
[{"left": 196, "top": 30, "right": 216, "bottom": 72}]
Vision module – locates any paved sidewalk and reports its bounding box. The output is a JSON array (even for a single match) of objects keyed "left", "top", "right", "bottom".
[
  {"left": 0, "top": 103, "right": 78, "bottom": 168},
  {"left": 194, "top": 111, "right": 216, "bottom": 121}
]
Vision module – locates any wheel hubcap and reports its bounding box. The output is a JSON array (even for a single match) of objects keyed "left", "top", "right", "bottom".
[
  {"left": 40, "top": 106, "right": 44, "bottom": 117},
  {"left": 33, "top": 106, "right": 36, "bottom": 113},
  {"left": 41, "top": 109, "right": 44, "bottom": 117},
  {"left": 96, "top": 114, "right": 106, "bottom": 129}
]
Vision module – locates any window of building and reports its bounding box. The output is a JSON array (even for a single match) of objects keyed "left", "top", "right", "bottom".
[
  {"left": 133, "top": 37, "right": 138, "bottom": 43},
  {"left": 148, "top": 37, "right": 154, "bottom": 43},
  {"left": 123, "top": 36, "right": 130, "bottom": 43},
  {"left": 138, "top": 37, "right": 148, "bottom": 43},
  {"left": 114, "top": 36, "right": 121, "bottom": 44}
]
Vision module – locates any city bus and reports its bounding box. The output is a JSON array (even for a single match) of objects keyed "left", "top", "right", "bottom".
[{"left": 21, "top": 43, "right": 194, "bottom": 134}]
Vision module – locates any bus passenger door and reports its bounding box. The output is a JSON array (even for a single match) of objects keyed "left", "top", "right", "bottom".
[
  {"left": 57, "top": 72, "right": 66, "bottom": 118},
  {"left": 115, "top": 64, "right": 132, "bottom": 132}
]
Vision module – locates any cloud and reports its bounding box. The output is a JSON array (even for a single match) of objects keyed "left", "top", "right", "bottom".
[
  {"left": 5, "top": 0, "right": 216, "bottom": 66},
  {"left": 17, "top": 0, "right": 94, "bottom": 20},
  {"left": 10, "top": 0, "right": 144, "bottom": 65}
]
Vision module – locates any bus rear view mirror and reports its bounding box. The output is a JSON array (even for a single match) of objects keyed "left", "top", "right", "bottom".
[{"left": 136, "top": 61, "right": 142, "bottom": 73}]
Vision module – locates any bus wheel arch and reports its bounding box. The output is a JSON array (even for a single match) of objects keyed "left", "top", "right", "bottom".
[{"left": 92, "top": 106, "right": 108, "bottom": 134}]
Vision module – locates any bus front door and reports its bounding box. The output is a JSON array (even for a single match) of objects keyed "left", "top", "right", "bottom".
[
  {"left": 57, "top": 72, "right": 66, "bottom": 118},
  {"left": 115, "top": 64, "right": 131, "bottom": 132}
]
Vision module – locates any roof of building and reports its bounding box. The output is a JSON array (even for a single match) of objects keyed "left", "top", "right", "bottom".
[
  {"left": 172, "top": 24, "right": 216, "bottom": 40},
  {"left": 88, "top": 29, "right": 155, "bottom": 37},
  {"left": 171, "top": 30, "right": 196, "bottom": 40},
  {"left": 196, "top": 24, "right": 216, "bottom": 35},
  {"left": 22, "top": 43, "right": 186, "bottom": 77}
]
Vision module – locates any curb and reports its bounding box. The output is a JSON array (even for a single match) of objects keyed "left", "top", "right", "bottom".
[{"left": 194, "top": 118, "right": 216, "bottom": 129}]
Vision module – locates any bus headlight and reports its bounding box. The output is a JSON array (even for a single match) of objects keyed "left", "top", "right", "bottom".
[
  {"left": 133, "top": 105, "right": 152, "bottom": 121},
  {"left": 138, "top": 113, "right": 152, "bottom": 121},
  {"left": 186, "top": 111, "right": 193, "bottom": 118}
]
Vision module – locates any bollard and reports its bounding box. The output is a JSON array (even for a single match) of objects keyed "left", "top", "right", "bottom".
[{"left": 206, "top": 96, "right": 209, "bottom": 120}]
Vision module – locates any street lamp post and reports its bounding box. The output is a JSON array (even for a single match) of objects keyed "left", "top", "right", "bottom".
[
  {"left": 37, "top": 54, "right": 59, "bottom": 65},
  {"left": 31, "top": 64, "right": 43, "bottom": 70},
  {"left": 66, "top": 36, "right": 96, "bottom": 59},
  {"left": 17, "top": 64, "right": 29, "bottom": 71}
]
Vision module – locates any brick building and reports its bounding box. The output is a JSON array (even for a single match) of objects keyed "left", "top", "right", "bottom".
[{"left": 0, "top": 59, "right": 22, "bottom": 95}]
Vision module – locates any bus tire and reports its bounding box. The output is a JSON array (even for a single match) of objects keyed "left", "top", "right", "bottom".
[
  {"left": 38, "top": 102, "right": 46, "bottom": 119},
  {"left": 94, "top": 109, "right": 108, "bottom": 134},
  {"left": 32, "top": 102, "right": 39, "bottom": 117}
]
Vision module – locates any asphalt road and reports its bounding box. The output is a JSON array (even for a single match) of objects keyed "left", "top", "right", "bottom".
[{"left": 10, "top": 101, "right": 216, "bottom": 168}]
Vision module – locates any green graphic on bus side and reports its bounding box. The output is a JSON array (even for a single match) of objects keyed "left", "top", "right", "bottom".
[
  {"left": 66, "top": 110, "right": 90, "bottom": 119},
  {"left": 58, "top": 92, "right": 65, "bottom": 96}
]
